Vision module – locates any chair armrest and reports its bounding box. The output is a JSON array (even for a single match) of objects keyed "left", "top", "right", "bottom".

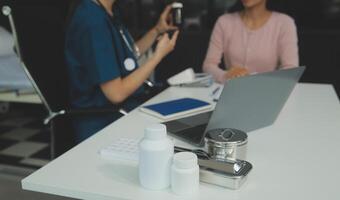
[
  {"left": 44, "top": 106, "right": 127, "bottom": 125},
  {"left": 65, "top": 106, "right": 128, "bottom": 116},
  {"left": 46, "top": 82, "right": 166, "bottom": 124},
  {"left": 143, "top": 81, "right": 168, "bottom": 100}
]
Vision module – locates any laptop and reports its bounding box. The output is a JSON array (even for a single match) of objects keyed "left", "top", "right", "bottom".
[{"left": 164, "top": 66, "right": 306, "bottom": 147}]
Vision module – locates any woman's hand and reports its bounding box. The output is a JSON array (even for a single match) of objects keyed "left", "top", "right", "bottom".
[
  {"left": 154, "top": 5, "right": 178, "bottom": 34},
  {"left": 224, "top": 66, "right": 249, "bottom": 80},
  {"left": 154, "top": 31, "right": 179, "bottom": 60}
]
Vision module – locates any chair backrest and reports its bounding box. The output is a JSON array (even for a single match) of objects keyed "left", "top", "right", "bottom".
[{"left": 3, "top": 0, "right": 70, "bottom": 113}]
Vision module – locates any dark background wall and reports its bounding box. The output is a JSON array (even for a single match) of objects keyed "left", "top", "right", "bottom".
[{"left": 0, "top": 0, "right": 339, "bottom": 97}]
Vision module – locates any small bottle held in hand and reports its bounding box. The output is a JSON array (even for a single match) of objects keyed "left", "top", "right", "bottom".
[
  {"left": 172, "top": 2, "right": 183, "bottom": 27},
  {"left": 138, "top": 124, "right": 174, "bottom": 190}
]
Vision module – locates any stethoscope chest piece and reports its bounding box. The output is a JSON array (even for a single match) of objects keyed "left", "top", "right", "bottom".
[{"left": 124, "top": 58, "right": 136, "bottom": 71}]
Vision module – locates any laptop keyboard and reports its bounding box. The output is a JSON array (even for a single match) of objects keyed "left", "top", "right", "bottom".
[
  {"left": 173, "top": 123, "right": 208, "bottom": 145},
  {"left": 164, "top": 111, "right": 212, "bottom": 146},
  {"left": 165, "top": 120, "right": 191, "bottom": 133}
]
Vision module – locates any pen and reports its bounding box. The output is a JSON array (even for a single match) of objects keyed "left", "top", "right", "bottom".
[{"left": 210, "top": 86, "right": 221, "bottom": 97}]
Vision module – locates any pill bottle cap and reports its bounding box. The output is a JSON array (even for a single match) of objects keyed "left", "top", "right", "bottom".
[
  {"left": 145, "top": 124, "right": 167, "bottom": 140},
  {"left": 173, "top": 152, "right": 198, "bottom": 169},
  {"left": 172, "top": 2, "right": 183, "bottom": 9}
]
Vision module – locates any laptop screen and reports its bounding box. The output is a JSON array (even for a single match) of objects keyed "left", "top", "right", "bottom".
[{"left": 165, "top": 67, "right": 305, "bottom": 147}]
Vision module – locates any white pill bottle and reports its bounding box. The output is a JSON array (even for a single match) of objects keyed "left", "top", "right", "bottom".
[
  {"left": 138, "top": 124, "right": 174, "bottom": 190},
  {"left": 171, "top": 152, "right": 199, "bottom": 195}
]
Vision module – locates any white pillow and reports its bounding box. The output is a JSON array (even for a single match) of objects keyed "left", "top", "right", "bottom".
[{"left": 0, "top": 26, "right": 15, "bottom": 56}]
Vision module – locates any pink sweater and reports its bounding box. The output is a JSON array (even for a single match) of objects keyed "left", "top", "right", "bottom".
[{"left": 203, "top": 12, "right": 299, "bottom": 83}]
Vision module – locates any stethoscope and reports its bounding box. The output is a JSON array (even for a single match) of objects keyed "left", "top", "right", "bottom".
[{"left": 95, "top": 0, "right": 140, "bottom": 71}]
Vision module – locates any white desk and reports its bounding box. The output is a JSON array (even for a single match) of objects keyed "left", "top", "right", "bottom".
[{"left": 22, "top": 83, "right": 340, "bottom": 200}]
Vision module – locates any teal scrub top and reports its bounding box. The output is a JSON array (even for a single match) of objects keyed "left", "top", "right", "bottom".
[{"left": 65, "top": 0, "right": 144, "bottom": 142}]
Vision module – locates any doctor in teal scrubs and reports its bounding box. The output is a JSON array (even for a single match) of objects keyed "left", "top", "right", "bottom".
[{"left": 65, "top": 0, "right": 179, "bottom": 142}]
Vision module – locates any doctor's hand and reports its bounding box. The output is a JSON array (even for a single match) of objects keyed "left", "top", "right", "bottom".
[
  {"left": 224, "top": 66, "right": 249, "bottom": 80},
  {"left": 154, "top": 5, "right": 178, "bottom": 35},
  {"left": 154, "top": 31, "right": 179, "bottom": 60}
]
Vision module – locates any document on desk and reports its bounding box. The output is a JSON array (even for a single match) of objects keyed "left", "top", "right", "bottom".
[{"left": 167, "top": 68, "right": 213, "bottom": 87}]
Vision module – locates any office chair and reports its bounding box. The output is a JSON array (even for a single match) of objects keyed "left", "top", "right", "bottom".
[
  {"left": 2, "top": 2, "right": 119, "bottom": 158},
  {"left": 1, "top": 1, "right": 162, "bottom": 159}
]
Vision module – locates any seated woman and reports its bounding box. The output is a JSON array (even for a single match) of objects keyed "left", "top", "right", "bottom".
[
  {"left": 65, "top": 0, "right": 179, "bottom": 142},
  {"left": 203, "top": 0, "right": 299, "bottom": 83}
]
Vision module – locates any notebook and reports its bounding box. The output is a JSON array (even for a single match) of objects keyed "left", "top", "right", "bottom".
[{"left": 140, "top": 98, "right": 213, "bottom": 121}]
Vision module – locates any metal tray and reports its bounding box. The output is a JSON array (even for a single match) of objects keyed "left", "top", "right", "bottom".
[
  {"left": 174, "top": 146, "right": 252, "bottom": 189},
  {"left": 199, "top": 160, "right": 252, "bottom": 190}
]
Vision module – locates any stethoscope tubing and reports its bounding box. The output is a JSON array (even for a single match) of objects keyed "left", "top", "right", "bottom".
[{"left": 94, "top": 0, "right": 139, "bottom": 59}]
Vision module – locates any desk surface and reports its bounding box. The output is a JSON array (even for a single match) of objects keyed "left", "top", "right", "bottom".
[{"left": 22, "top": 83, "right": 340, "bottom": 200}]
